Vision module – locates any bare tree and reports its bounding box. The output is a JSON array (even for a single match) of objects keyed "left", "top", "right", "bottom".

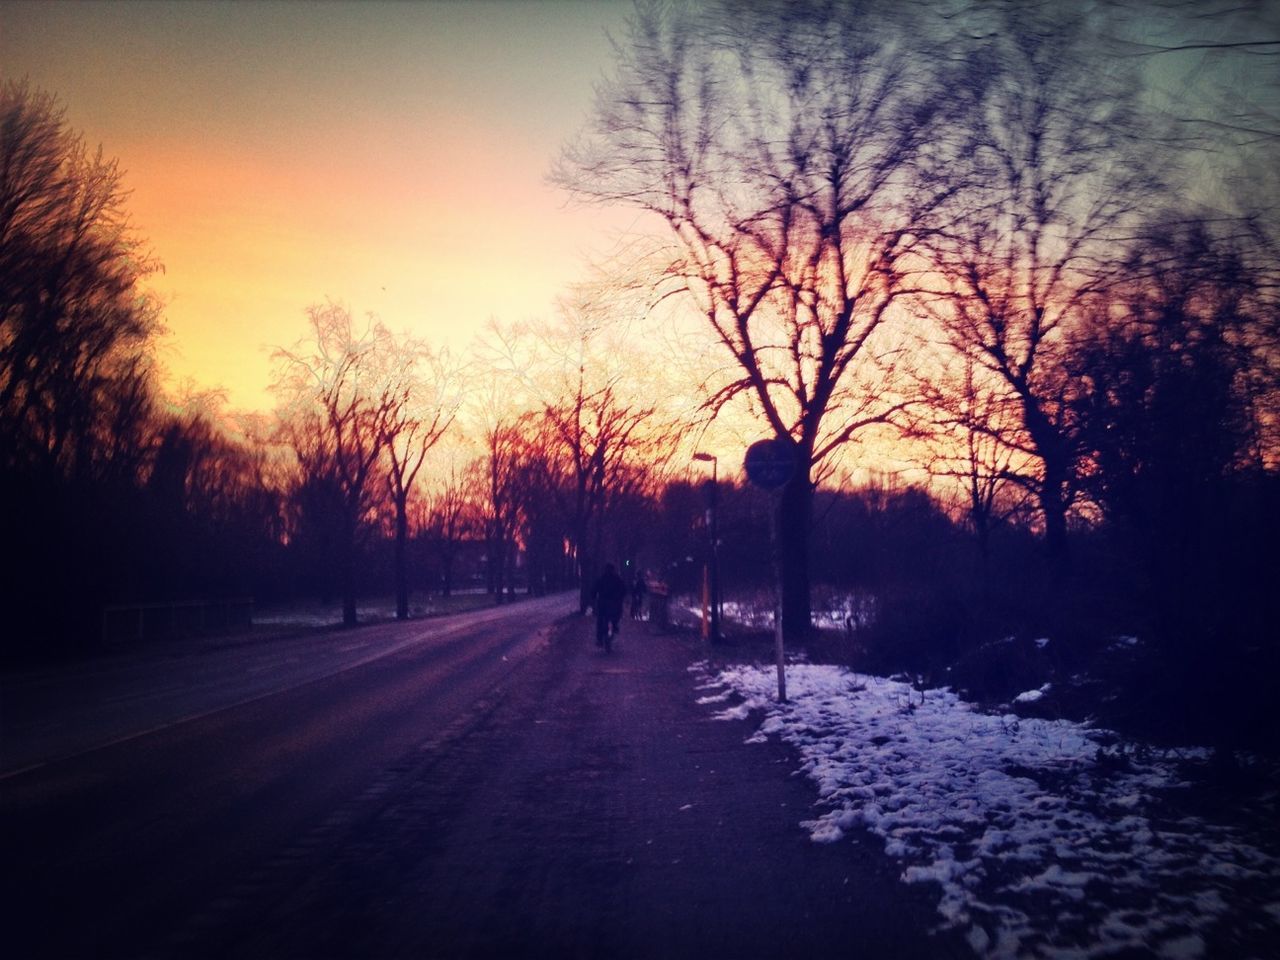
[
  {"left": 506, "top": 418, "right": 574, "bottom": 596},
  {"left": 919, "top": 357, "right": 1033, "bottom": 567},
  {"left": 273, "top": 302, "right": 392, "bottom": 626},
  {"left": 554, "top": 1, "right": 972, "bottom": 636},
  {"left": 378, "top": 338, "right": 456, "bottom": 620},
  {"left": 921, "top": 2, "right": 1169, "bottom": 562},
  {"left": 489, "top": 292, "right": 664, "bottom": 613},
  {"left": 0, "top": 79, "right": 162, "bottom": 479},
  {"left": 425, "top": 457, "right": 481, "bottom": 598},
  {"left": 480, "top": 419, "right": 522, "bottom": 603}
]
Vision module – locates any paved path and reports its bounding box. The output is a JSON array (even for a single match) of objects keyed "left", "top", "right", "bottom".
[
  {"left": 175, "top": 615, "right": 972, "bottom": 959},
  {"left": 2, "top": 596, "right": 569, "bottom": 778}
]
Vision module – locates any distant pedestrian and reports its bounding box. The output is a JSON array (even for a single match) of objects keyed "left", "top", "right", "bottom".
[
  {"left": 591, "top": 563, "right": 627, "bottom": 651},
  {"left": 630, "top": 571, "right": 647, "bottom": 620}
]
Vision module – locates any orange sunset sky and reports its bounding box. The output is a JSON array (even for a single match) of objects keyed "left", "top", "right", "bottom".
[{"left": 1, "top": 0, "right": 637, "bottom": 412}]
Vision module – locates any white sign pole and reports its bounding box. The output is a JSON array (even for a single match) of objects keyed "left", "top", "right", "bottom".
[
  {"left": 771, "top": 490, "right": 786, "bottom": 703},
  {"left": 745, "top": 437, "right": 796, "bottom": 704}
]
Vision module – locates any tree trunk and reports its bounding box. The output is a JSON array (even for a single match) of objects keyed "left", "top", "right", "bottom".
[
  {"left": 394, "top": 498, "right": 409, "bottom": 620},
  {"left": 776, "top": 468, "right": 813, "bottom": 641},
  {"left": 1024, "top": 402, "right": 1071, "bottom": 566},
  {"left": 576, "top": 515, "right": 591, "bottom": 614},
  {"left": 486, "top": 525, "right": 497, "bottom": 597},
  {"left": 341, "top": 521, "right": 358, "bottom": 628},
  {"left": 494, "top": 533, "right": 508, "bottom": 604},
  {"left": 974, "top": 515, "right": 992, "bottom": 613},
  {"left": 1042, "top": 498, "right": 1068, "bottom": 562},
  {"left": 1038, "top": 457, "right": 1071, "bottom": 567}
]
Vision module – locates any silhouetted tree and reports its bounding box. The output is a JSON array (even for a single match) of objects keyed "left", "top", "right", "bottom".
[
  {"left": 425, "top": 459, "right": 481, "bottom": 597},
  {"left": 490, "top": 293, "right": 664, "bottom": 612},
  {"left": 506, "top": 415, "right": 573, "bottom": 596},
  {"left": 918, "top": 357, "right": 1033, "bottom": 568},
  {"left": 921, "top": 2, "right": 1168, "bottom": 562},
  {"left": 273, "top": 302, "right": 392, "bottom": 626},
  {"left": 141, "top": 390, "right": 286, "bottom": 599},
  {"left": 1077, "top": 220, "right": 1273, "bottom": 635},
  {"left": 0, "top": 79, "right": 161, "bottom": 480},
  {"left": 378, "top": 338, "right": 456, "bottom": 619},
  {"left": 480, "top": 420, "right": 521, "bottom": 602},
  {"left": 0, "top": 81, "right": 169, "bottom": 649},
  {"left": 555, "top": 1, "right": 973, "bottom": 637}
]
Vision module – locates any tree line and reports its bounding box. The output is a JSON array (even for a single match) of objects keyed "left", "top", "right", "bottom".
[
  {"left": 557, "top": 0, "right": 1277, "bottom": 655},
  {"left": 2, "top": 0, "right": 1278, "bottom": 744},
  {"left": 0, "top": 79, "right": 672, "bottom": 656}
]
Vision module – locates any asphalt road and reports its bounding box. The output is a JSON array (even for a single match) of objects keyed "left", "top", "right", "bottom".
[{"left": 3, "top": 597, "right": 970, "bottom": 959}]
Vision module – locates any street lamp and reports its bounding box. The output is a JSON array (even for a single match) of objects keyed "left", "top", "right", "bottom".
[{"left": 692, "top": 452, "right": 721, "bottom": 643}]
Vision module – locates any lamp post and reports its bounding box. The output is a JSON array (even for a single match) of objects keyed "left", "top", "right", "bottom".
[{"left": 693, "top": 452, "right": 721, "bottom": 643}]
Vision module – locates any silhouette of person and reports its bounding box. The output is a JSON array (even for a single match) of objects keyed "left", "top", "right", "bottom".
[
  {"left": 591, "top": 563, "right": 627, "bottom": 650},
  {"left": 630, "top": 570, "right": 647, "bottom": 620}
]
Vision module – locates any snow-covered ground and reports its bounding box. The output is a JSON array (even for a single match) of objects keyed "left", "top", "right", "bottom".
[
  {"left": 679, "top": 591, "right": 875, "bottom": 633},
  {"left": 692, "top": 661, "right": 1280, "bottom": 960}
]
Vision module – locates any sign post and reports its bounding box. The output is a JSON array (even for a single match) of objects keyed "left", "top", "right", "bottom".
[
  {"left": 692, "top": 452, "right": 721, "bottom": 642},
  {"left": 743, "top": 437, "right": 797, "bottom": 703}
]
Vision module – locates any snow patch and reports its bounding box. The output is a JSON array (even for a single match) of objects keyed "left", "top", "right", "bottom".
[
  {"left": 693, "top": 662, "right": 1280, "bottom": 959},
  {"left": 1013, "top": 683, "right": 1051, "bottom": 704}
]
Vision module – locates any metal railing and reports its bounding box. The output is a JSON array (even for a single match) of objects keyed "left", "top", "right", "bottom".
[{"left": 101, "top": 598, "right": 254, "bottom": 645}]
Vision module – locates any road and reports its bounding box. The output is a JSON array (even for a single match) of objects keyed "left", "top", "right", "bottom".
[
  {"left": 3, "top": 595, "right": 572, "bottom": 957},
  {"left": 3, "top": 595, "right": 967, "bottom": 959}
]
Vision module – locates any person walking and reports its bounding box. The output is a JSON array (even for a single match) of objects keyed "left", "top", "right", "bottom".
[
  {"left": 591, "top": 563, "right": 627, "bottom": 652},
  {"left": 630, "top": 570, "right": 647, "bottom": 620}
]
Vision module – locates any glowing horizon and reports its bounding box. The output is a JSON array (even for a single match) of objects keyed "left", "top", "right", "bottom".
[{"left": 1, "top": 0, "right": 634, "bottom": 411}]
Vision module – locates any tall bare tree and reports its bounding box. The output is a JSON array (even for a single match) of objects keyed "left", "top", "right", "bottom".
[
  {"left": 490, "top": 291, "right": 663, "bottom": 613},
  {"left": 273, "top": 302, "right": 391, "bottom": 626},
  {"left": 425, "top": 457, "right": 481, "bottom": 598},
  {"left": 0, "top": 79, "right": 161, "bottom": 479},
  {"left": 918, "top": 356, "right": 1032, "bottom": 567},
  {"left": 480, "top": 418, "right": 522, "bottom": 603},
  {"left": 921, "top": 2, "right": 1169, "bottom": 561},
  {"left": 555, "top": 1, "right": 971, "bottom": 635},
  {"left": 378, "top": 338, "right": 456, "bottom": 620}
]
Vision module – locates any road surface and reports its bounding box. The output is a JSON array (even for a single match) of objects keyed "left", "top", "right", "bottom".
[{"left": 2, "top": 595, "right": 968, "bottom": 958}]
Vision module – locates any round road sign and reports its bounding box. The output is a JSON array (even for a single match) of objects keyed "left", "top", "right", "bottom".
[{"left": 744, "top": 437, "right": 798, "bottom": 490}]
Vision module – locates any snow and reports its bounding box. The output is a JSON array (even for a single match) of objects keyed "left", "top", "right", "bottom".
[
  {"left": 1013, "top": 683, "right": 1051, "bottom": 704},
  {"left": 693, "top": 661, "right": 1280, "bottom": 960},
  {"left": 679, "top": 593, "right": 876, "bottom": 633}
]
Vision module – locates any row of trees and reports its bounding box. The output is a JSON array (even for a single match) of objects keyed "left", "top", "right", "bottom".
[
  {"left": 555, "top": 0, "right": 1279, "bottom": 645},
  {"left": 0, "top": 75, "right": 679, "bottom": 655},
  {"left": 272, "top": 302, "right": 455, "bottom": 626},
  {"left": 3, "top": 0, "right": 1278, "bottom": 711}
]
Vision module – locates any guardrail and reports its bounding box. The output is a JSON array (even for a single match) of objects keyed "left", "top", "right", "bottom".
[{"left": 101, "top": 598, "right": 254, "bottom": 645}]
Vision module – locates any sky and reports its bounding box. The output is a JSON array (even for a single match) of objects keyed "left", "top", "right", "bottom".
[{"left": 0, "top": 0, "right": 636, "bottom": 411}]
